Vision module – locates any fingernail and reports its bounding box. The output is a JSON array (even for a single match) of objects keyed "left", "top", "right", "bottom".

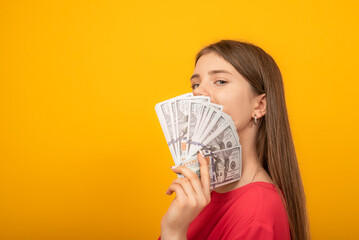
[
  {"left": 199, "top": 150, "right": 205, "bottom": 158},
  {"left": 170, "top": 166, "right": 177, "bottom": 169}
]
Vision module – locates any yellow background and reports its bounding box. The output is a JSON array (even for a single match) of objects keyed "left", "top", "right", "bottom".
[{"left": 0, "top": 0, "right": 358, "bottom": 239}]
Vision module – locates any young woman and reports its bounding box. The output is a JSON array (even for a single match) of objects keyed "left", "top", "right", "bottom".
[{"left": 159, "top": 40, "right": 310, "bottom": 240}]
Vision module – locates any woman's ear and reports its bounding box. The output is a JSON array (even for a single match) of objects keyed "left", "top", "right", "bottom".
[{"left": 253, "top": 93, "right": 266, "bottom": 118}]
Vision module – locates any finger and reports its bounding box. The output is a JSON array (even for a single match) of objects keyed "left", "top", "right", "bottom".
[
  {"left": 166, "top": 183, "right": 186, "bottom": 200},
  {"left": 171, "top": 165, "right": 203, "bottom": 195},
  {"left": 197, "top": 152, "right": 211, "bottom": 201},
  {"left": 171, "top": 178, "right": 196, "bottom": 198}
]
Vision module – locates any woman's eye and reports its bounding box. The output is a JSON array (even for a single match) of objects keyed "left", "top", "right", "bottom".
[
  {"left": 191, "top": 83, "right": 199, "bottom": 90},
  {"left": 215, "top": 80, "right": 227, "bottom": 85}
]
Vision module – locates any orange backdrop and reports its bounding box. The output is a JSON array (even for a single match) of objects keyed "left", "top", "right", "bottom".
[{"left": 0, "top": 1, "right": 358, "bottom": 239}]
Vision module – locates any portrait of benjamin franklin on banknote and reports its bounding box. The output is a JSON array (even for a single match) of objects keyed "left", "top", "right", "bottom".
[
  {"left": 214, "top": 159, "right": 226, "bottom": 183},
  {"left": 212, "top": 148, "right": 233, "bottom": 184}
]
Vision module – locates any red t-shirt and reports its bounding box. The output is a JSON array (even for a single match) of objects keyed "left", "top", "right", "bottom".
[{"left": 159, "top": 181, "right": 291, "bottom": 240}]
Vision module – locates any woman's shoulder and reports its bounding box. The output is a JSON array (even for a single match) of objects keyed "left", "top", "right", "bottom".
[
  {"left": 233, "top": 182, "right": 291, "bottom": 237},
  {"left": 247, "top": 181, "right": 286, "bottom": 213},
  {"left": 213, "top": 181, "right": 288, "bottom": 225},
  {"left": 239, "top": 181, "right": 285, "bottom": 211}
]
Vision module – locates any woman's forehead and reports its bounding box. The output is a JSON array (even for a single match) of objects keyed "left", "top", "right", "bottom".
[{"left": 194, "top": 52, "right": 236, "bottom": 74}]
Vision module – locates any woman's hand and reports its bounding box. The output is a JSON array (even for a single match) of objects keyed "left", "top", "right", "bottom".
[{"left": 160, "top": 152, "right": 211, "bottom": 240}]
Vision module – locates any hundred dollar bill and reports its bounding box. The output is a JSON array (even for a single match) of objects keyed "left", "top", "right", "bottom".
[
  {"left": 177, "top": 150, "right": 213, "bottom": 183},
  {"left": 155, "top": 93, "right": 208, "bottom": 164},
  {"left": 175, "top": 97, "right": 210, "bottom": 162},
  {"left": 188, "top": 120, "right": 239, "bottom": 158},
  {"left": 197, "top": 108, "right": 225, "bottom": 144},
  {"left": 208, "top": 146, "right": 242, "bottom": 189},
  {"left": 195, "top": 103, "right": 223, "bottom": 141},
  {"left": 175, "top": 99, "right": 190, "bottom": 162},
  {"left": 154, "top": 93, "right": 194, "bottom": 163},
  {"left": 178, "top": 146, "right": 242, "bottom": 189},
  {"left": 187, "top": 101, "right": 206, "bottom": 157},
  {"left": 190, "top": 103, "right": 211, "bottom": 150},
  {"left": 203, "top": 122, "right": 239, "bottom": 151},
  {"left": 169, "top": 100, "right": 179, "bottom": 161},
  {"left": 173, "top": 95, "right": 209, "bottom": 158},
  {"left": 155, "top": 101, "right": 178, "bottom": 163}
]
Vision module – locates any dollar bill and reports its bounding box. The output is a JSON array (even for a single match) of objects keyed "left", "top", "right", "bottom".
[
  {"left": 175, "top": 97, "right": 210, "bottom": 162},
  {"left": 187, "top": 101, "right": 206, "bottom": 157},
  {"left": 155, "top": 93, "right": 242, "bottom": 188},
  {"left": 155, "top": 94, "right": 209, "bottom": 164},
  {"left": 178, "top": 146, "right": 242, "bottom": 189},
  {"left": 155, "top": 101, "right": 178, "bottom": 163}
]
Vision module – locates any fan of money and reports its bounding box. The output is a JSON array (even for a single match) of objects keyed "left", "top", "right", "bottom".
[{"left": 155, "top": 93, "right": 242, "bottom": 189}]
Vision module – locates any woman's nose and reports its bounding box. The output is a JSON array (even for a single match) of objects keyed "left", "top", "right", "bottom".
[{"left": 193, "top": 82, "right": 210, "bottom": 97}]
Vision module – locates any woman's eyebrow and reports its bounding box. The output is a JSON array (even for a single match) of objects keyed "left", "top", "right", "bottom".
[
  {"left": 209, "top": 69, "right": 232, "bottom": 75},
  {"left": 190, "top": 69, "right": 232, "bottom": 80}
]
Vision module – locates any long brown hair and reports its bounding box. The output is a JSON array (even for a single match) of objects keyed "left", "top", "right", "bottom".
[{"left": 194, "top": 40, "right": 310, "bottom": 240}]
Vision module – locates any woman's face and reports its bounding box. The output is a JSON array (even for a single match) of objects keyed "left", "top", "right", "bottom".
[{"left": 190, "top": 52, "right": 258, "bottom": 133}]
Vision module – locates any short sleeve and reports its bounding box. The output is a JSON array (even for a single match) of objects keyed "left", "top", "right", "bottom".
[{"left": 231, "top": 220, "right": 274, "bottom": 240}]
